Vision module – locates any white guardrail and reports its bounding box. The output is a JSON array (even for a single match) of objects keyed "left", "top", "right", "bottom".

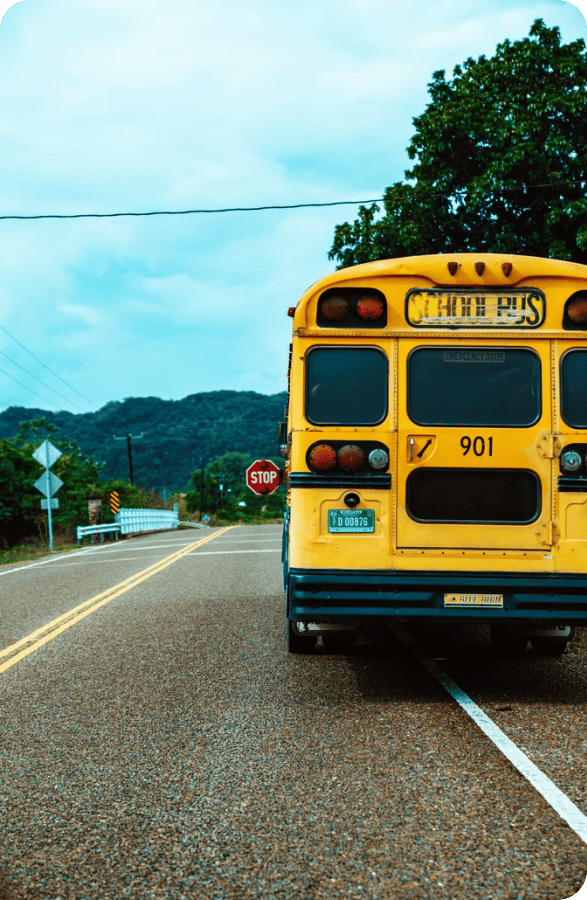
[
  {"left": 115, "top": 507, "right": 179, "bottom": 535},
  {"left": 76, "top": 523, "right": 121, "bottom": 544},
  {"left": 77, "top": 506, "right": 185, "bottom": 543}
]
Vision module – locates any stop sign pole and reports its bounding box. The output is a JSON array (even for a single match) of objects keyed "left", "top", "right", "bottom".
[{"left": 246, "top": 459, "right": 281, "bottom": 495}]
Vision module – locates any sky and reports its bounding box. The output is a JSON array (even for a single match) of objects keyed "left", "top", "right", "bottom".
[{"left": 0, "top": 0, "right": 586, "bottom": 416}]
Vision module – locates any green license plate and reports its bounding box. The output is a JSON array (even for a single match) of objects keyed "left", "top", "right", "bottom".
[{"left": 328, "top": 509, "right": 375, "bottom": 533}]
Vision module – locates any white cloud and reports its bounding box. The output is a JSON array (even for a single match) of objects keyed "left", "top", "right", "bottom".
[{"left": 0, "top": 0, "right": 584, "bottom": 413}]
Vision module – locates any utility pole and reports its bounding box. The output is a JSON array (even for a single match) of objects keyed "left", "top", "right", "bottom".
[
  {"left": 113, "top": 433, "right": 144, "bottom": 485},
  {"left": 199, "top": 458, "right": 205, "bottom": 520}
]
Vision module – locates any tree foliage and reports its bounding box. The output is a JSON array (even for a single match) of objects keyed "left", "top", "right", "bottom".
[
  {"left": 0, "top": 418, "right": 99, "bottom": 547},
  {"left": 186, "top": 451, "right": 285, "bottom": 520},
  {"left": 0, "top": 390, "right": 287, "bottom": 492},
  {"left": 329, "top": 20, "right": 587, "bottom": 267}
]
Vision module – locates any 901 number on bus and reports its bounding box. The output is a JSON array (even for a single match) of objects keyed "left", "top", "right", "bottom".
[{"left": 461, "top": 436, "right": 494, "bottom": 457}]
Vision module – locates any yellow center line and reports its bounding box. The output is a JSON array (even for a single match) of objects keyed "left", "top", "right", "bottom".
[{"left": 0, "top": 526, "right": 235, "bottom": 674}]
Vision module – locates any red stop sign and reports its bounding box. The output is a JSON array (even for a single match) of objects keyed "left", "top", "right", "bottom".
[{"left": 246, "top": 459, "right": 281, "bottom": 495}]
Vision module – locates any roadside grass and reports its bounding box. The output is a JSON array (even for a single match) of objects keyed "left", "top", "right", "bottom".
[{"left": 0, "top": 535, "right": 79, "bottom": 566}]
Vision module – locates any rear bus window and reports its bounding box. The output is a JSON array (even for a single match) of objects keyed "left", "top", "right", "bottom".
[
  {"left": 305, "top": 347, "right": 388, "bottom": 425},
  {"left": 407, "top": 468, "right": 541, "bottom": 524},
  {"left": 407, "top": 347, "right": 541, "bottom": 427},
  {"left": 561, "top": 350, "right": 587, "bottom": 428}
]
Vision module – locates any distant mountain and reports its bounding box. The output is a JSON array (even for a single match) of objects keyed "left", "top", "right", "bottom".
[{"left": 0, "top": 390, "right": 287, "bottom": 490}]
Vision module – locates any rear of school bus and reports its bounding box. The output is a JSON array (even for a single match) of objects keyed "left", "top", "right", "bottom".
[{"left": 283, "top": 253, "right": 587, "bottom": 653}]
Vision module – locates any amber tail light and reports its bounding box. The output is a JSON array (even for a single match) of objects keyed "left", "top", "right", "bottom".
[
  {"left": 308, "top": 444, "right": 338, "bottom": 472},
  {"left": 338, "top": 445, "right": 365, "bottom": 472}
]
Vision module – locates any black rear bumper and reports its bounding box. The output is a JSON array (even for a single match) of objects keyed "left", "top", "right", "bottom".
[{"left": 287, "top": 568, "right": 587, "bottom": 624}]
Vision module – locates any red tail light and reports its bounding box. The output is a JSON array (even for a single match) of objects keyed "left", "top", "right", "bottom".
[
  {"left": 320, "top": 295, "right": 349, "bottom": 322},
  {"left": 309, "top": 444, "right": 337, "bottom": 472},
  {"left": 338, "top": 445, "right": 365, "bottom": 473},
  {"left": 357, "top": 293, "right": 385, "bottom": 320}
]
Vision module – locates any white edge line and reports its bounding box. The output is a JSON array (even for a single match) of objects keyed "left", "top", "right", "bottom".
[
  {"left": 0, "top": 547, "right": 94, "bottom": 577},
  {"left": 392, "top": 624, "right": 587, "bottom": 858},
  {"left": 0, "top": 549, "right": 282, "bottom": 569}
]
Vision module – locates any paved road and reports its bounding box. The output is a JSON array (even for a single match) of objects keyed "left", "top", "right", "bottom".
[{"left": 0, "top": 524, "right": 586, "bottom": 899}]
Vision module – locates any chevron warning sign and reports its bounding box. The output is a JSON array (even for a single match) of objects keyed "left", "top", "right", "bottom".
[{"left": 109, "top": 491, "right": 120, "bottom": 514}]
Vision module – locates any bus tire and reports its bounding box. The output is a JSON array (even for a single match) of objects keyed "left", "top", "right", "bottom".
[{"left": 286, "top": 620, "right": 316, "bottom": 654}]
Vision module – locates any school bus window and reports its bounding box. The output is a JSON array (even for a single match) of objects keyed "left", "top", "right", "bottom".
[
  {"left": 561, "top": 350, "right": 587, "bottom": 428},
  {"left": 407, "top": 347, "right": 541, "bottom": 427},
  {"left": 305, "top": 346, "right": 388, "bottom": 426},
  {"left": 406, "top": 468, "right": 541, "bottom": 524}
]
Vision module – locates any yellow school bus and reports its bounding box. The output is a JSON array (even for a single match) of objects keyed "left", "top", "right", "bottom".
[{"left": 282, "top": 253, "right": 587, "bottom": 653}]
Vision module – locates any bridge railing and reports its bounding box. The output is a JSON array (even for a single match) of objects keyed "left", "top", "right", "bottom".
[{"left": 115, "top": 507, "right": 179, "bottom": 535}]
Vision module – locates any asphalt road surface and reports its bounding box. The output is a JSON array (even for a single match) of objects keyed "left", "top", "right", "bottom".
[{"left": 0, "top": 524, "right": 586, "bottom": 899}]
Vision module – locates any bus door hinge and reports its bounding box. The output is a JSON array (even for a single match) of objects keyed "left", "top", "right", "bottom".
[
  {"left": 536, "top": 520, "right": 560, "bottom": 546},
  {"left": 536, "top": 433, "right": 562, "bottom": 459}
]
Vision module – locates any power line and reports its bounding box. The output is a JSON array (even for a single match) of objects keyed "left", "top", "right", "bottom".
[
  {"left": 0, "top": 180, "right": 584, "bottom": 221},
  {"left": 0, "top": 326, "right": 97, "bottom": 408},
  {"left": 0, "top": 365, "right": 59, "bottom": 408},
  {"left": 0, "top": 347, "right": 86, "bottom": 412},
  {"left": 0, "top": 199, "right": 385, "bottom": 220}
]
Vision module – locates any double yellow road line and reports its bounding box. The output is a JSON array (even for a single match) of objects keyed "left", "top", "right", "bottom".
[{"left": 0, "top": 527, "right": 233, "bottom": 675}]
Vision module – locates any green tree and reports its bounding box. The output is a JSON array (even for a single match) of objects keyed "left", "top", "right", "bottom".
[
  {"left": 330, "top": 20, "right": 587, "bottom": 267},
  {"left": 186, "top": 451, "right": 285, "bottom": 519},
  {"left": 92, "top": 478, "right": 152, "bottom": 520},
  {"left": 0, "top": 418, "right": 100, "bottom": 546}
]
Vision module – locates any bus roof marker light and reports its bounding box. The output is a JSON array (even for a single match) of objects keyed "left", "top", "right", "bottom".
[
  {"left": 320, "top": 294, "right": 349, "bottom": 322},
  {"left": 447, "top": 262, "right": 459, "bottom": 276},
  {"left": 287, "top": 307, "right": 296, "bottom": 317},
  {"left": 475, "top": 262, "right": 486, "bottom": 276},
  {"left": 502, "top": 262, "right": 513, "bottom": 277}
]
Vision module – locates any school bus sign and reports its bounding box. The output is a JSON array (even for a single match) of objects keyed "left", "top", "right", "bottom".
[{"left": 246, "top": 459, "right": 281, "bottom": 495}]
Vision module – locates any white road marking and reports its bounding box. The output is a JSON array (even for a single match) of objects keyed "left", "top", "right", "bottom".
[
  {"left": 82, "top": 537, "right": 281, "bottom": 555},
  {"left": 0, "top": 549, "right": 92, "bottom": 577},
  {"left": 183, "top": 549, "right": 281, "bottom": 556},
  {"left": 83, "top": 541, "right": 204, "bottom": 554},
  {"left": 0, "top": 548, "right": 282, "bottom": 569},
  {"left": 393, "top": 625, "right": 587, "bottom": 850},
  {"left": 214, "top": 538, "right": 282, "bottom": 541}
]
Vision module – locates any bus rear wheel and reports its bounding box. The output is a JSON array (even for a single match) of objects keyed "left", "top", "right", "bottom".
[{"left": 286, "top": 620, "right": 316, "bottom": 654}]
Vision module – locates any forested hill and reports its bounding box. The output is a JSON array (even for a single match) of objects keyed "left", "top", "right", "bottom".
[{"left": 0, "top": 390, "right": 287, "bottom": 491}]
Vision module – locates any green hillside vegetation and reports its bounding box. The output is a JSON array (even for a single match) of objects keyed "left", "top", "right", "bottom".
[
  {"left": 0, "top": 390, "right": 287, "bottom": 491},
  {"left": 0, "top": 392, "right": 287, "bottom": 552}
]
